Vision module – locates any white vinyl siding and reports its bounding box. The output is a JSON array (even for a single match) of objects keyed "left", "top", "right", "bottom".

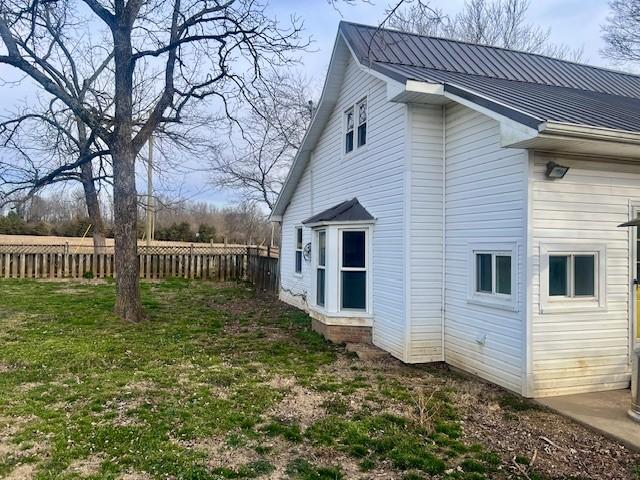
[
  {"left": 529, "top": 152, "right": 634, "bottom": 397},
  {"left": 280, "top": 54, "right": 408, "bottom": 360},
  {"left": 407, "top": 104, "right": 444, "bottom": 362},
  {"left": 443, "top": 104, "right": 527, "bottom": 394}
]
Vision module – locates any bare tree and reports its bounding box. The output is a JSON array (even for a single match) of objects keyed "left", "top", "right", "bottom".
[
  {"left": 387, "top": 0, "right": 584, "bottom": 61},
  {"left": 210, "top": 73, "right": 313, "bottom": 211},
  {"left": 602, "top": 0, "right": 640, "bottom": 64},
  {"left": 0, "top": 99, "right": 111, "bottom": 250},
  {"left": 0, "top": 0, "right": 304, "bottom": 321}
]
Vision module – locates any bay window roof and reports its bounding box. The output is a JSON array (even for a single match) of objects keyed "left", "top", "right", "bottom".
[{"left": 302, "top": 198, "right": 374, "bottom": 225}]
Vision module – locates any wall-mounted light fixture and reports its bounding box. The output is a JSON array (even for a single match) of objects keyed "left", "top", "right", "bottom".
[{"left": 545, "top": 161, "right": 570, "bottom": 179}]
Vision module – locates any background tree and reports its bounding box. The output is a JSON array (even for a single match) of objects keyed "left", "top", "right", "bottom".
[
  {"left": 386, "top": 0, "right": 584, "bottom": 60},
  {"left": 0, "top": 0, "right": 305, "bottom": 321},
  {"left": 0, "top": 98, "right": 111, "bottom": 251},
  {"left": 210, "top": 73, "right": 314, "bottom": 212},
  {"left": 602, "top": 0, "right": 640, "bottom": 64}
]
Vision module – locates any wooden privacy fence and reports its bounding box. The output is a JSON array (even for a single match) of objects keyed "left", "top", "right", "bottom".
[
  {"left": 246, "top": 247, "right": 279, "bottom": 294},
  {"left": 0, "top": 244, "right": 250, "bottom": 280}
]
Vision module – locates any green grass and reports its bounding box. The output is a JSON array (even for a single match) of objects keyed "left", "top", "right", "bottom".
[{"left": 0, "top": 279, "right": 631, "bottom": 480}]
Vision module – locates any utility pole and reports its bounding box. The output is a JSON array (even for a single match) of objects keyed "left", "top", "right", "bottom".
[{"left": 145, "top": 135, "right": 154, "bottom": 247}]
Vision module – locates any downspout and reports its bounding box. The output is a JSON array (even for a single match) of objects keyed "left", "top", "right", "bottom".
[{"left": 441, "top": 104, "right": 447, "bottom": 360}]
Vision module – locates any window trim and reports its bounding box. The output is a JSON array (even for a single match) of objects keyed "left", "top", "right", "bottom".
[
  {"left": 338, "top": 228, "right": 369, "bottom": 312},
  {"left": 315, "top": 229, "right": 326, "bottom": 307},
  {"left": 343, "top": 97, "right": 368, "bottom": 157},
  {"left": 467, "top": 242, "right": 518, "bottom": 311},
  {"left": 356, "top": 97, "right": 367, "bottom": 148},
  {"left": 344, "top": 106, "right": 354, "bottom": 154},
  {"left": 540, "top": 242, "right": 607, "bottom": 314},
  {"left": 294, "top": 226, "right": 303, "bottom": 276}
]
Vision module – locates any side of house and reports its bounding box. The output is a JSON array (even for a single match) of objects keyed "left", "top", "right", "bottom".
[
  {"left": 528, "top": 152, "right": 636, "bottom": 397},
  {"left": 279, "top": 52, "right": 410, "bottom": 360}
]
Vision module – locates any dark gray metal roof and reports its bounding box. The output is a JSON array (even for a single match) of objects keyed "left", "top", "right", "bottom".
[
  {"left": 302, "top": 198, "right": 374, "bottom": 225},
  {"left": 340, "top": 21, "right": 640, "bottom": 132}
]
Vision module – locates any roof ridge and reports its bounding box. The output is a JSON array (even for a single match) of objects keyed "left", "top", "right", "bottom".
[
  {"left": 375, "top": 59, "right": 640, "bottom": 101},
  {"left": 339, "top": 20, "right": 640, "bottom": 82}
]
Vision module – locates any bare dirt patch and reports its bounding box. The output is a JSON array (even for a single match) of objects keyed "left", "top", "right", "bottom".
[
  {"left": 4, "top": 463, "right": 36, "bottom": 480},
  {"left": 268, "top": 383, "right": 327, "bottom": 429},
  {"left": 118, "top": 471, "right": 153, "bottom": 480},
  {"left": 65, "top": 454, "right": 104, "bottom": 477}
]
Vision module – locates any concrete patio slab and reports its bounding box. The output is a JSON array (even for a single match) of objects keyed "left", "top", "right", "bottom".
[{"left": 537, "top": 389, "right": 640, "bottom": 452}]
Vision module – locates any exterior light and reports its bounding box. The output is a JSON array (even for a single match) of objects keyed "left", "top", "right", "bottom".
[{"left": 545, "top": 161, "right": 569, "bottom": 179}]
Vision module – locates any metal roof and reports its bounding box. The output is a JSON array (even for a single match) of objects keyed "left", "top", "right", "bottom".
[
  {"left": 340, "top": 22, "right": 640, "bottom": 132},
  {"left": 302, "top": 198, "right": 374, "bottom": 225}
]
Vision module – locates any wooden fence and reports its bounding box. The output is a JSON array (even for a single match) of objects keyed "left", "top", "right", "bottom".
[
  {"left": 246, "top": 247, "right": 280, "bottom": 294},
  {"left": 0, "top": 244, "right": 249, "bottom": 280}
]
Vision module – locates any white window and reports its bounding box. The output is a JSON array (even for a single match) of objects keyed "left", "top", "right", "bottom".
[
  {"left": 294, "top": 227, "right": 303, "bottom": 274},
  {"left": 344, "top": 97, "right": 367, "bottom": 155},
  {"left": 540, "top": 243, "right": 607, "bottom": 313},
  {"left": 468, "top": 242, "right": 518, "bottom": 311},
  {"left": 357, "top": 98, "right": 367, "bottom": 147},
  {"left": 344, "top": 107, "right": 354, "bottom": 154},
  {"left": 340, "top": 229, "right": 367, "bottom": 310},
  {"left": 316, "top": 230, "right": 326, "bottom": 307}
]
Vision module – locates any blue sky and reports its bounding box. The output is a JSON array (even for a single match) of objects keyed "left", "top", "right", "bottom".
[{"left": 0, "top": 0, "right": 618, "bottom": 209}]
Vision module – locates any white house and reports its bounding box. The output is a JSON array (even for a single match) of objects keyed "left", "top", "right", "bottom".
[{"left": 270, "top": 21, "right": 640, "bottom": 398}]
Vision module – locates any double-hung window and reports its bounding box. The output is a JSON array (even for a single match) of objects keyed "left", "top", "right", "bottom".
[
  {"left": 294, "top": 227, "right": 303, "bottom": 274},
  {"left": 316, "top": 230, "right": 326, "bottom": 307},
  {"left": 357, "top": 98, "right": 367, "bottom": 147},
  {"left": 541, "top": 243, "right": 606, "bottom": 313},
  {"left": 468, "top": 242, "right": 517, "bottom": 310},
  {"left": 344, "top": 108, "right": 354, "bottom": 154},
  {"left": 340, "top": 230, "right": 367, "bottom": 310}
]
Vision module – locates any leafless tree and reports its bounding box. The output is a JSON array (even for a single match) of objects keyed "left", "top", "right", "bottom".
[
  {"left": 0, "top": 0, "right": 305, "bottom": 322},
  {"left": 602, "top": 0, "right": 640, "bottom": 64},
  {"left": 0, "top": 98, "right": 111, "bottom": 250},
  {"left": 210, "top": 73, "right": 313, "bottom": 211},
  {"left": 387, "top": 0, "right": 584, "bottom": 61}
]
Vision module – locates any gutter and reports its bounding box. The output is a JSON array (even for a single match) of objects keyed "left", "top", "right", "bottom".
[{"left": 539, "top": 121, "right": 640, "bottom": 144}]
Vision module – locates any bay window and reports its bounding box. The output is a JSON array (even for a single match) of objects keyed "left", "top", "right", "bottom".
[
  {"left": 340, "top": 230, "right": 367, "bottom": 310},
  {"left": 316, "top": 230, "right": 326, "bottom": 307}
]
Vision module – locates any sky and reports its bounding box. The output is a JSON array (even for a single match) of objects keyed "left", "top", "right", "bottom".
[{"left": 0, "top": 0, "right": 618, "bottom": 210}]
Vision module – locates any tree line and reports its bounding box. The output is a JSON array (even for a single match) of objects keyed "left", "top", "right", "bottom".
[{"left": 0, "top": 193, "right": 273, "bottom": 245}]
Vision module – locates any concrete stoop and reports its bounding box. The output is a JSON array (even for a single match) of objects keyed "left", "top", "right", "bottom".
[{"left": 345, "top": 342, "right": 391, "bottom": 361}]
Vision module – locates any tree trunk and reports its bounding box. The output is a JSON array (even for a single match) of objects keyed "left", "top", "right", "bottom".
[
  {"left": 79, "top": 161, "right": 107, "bottom": 253},
  {"left": 112, "top": 143, "right": 143, "bottom": 322},
  {"left": 111, "top": 19, "right": 144, "bottom": 323}
]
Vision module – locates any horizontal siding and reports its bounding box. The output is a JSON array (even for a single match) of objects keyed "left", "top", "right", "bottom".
[
  {"left": 408, "top": 104, "right": 444, "bottom": 362},
  {"left": 280, "top": 54, "right": 408, "bottom": 360},
  {"left": 529, "top": 153, "right": 635, "bottom": 397},
  {"left": 443, "top": 103, "right": 526, "bottom": 394}
]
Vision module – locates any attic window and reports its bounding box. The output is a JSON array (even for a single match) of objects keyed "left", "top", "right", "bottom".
[
  {"left": 357, "top": 98, "right": 367, "bottom": 147},
  {"left": 345, "top": 107, "right": 354, "bottom": 153}
]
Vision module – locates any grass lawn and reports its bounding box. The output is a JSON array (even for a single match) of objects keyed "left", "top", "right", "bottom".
[{"left": 0, "top": 279, "right": 638, "bottom": 480}]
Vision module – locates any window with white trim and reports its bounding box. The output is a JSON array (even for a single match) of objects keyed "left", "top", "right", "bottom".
[
  {"left": 316, "top": 230, "right": 326, "bottom": 307},
  {"left": 344, "top": 107, "right": 354, "bottom": 154},
  {"left": 357, "top": 98, "right": 367, "bottom": 147},
  {"left": 468, "top": 242, "right": 518, "bottom": 310},
  {"left": 294, "top": 227, "right": 303, "bottom": 274},
  {"left": 340, "top": 230, "right": 367, "bottom": 310},
  {"left": 540, "top": 243, "right": 606, "bottom": 313}
]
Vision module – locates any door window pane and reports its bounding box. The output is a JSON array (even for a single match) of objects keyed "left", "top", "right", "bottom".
[
  {"left": 317, "top": 269, "right": 325, "bottom": 307},
  {"left": 549, "top": 255, "right": 568, "bottom": 296},
  {"left": 342, "top": 231, "right": 365, "bottom": 268},
  {"left": 496, "top": 255, "right": 511, "bottom": 295},
  {"left": 342, "top": 271, "right": 366, "bottom": 309},
  {"left": 574, "top": 255, "right": 595, "bottom": 296},
  {"left": 476, "top": 254, "right": 492, "bottom": 293}
]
